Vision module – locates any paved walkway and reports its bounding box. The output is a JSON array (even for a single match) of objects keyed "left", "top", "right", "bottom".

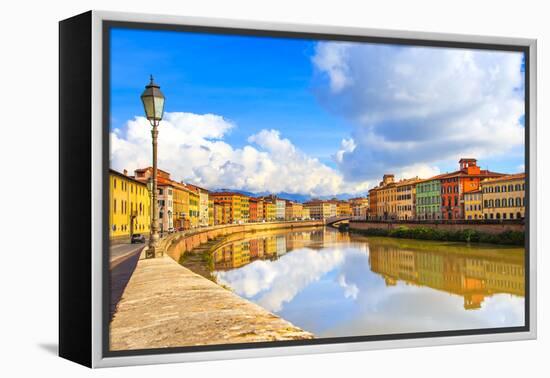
[{"left": 110, "top": 256, "right": 313, "bottom": 350}]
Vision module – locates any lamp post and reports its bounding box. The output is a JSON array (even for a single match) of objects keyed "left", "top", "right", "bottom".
[{"left": 141, "top": 75, "right": 165, "bottom": 258}]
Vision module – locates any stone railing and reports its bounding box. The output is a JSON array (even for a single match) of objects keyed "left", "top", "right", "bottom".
[{"left": 160, "top": 220, "right": 324, "bottom": 261}]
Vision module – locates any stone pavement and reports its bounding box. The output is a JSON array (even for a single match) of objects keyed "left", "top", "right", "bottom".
[{"left": 110, "top": 255, "right": 313, "bottom": 350}]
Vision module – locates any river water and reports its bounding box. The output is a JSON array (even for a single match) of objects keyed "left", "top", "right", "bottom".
[{"left": 206, "top": 227, "right": 525, "bottom": 338}]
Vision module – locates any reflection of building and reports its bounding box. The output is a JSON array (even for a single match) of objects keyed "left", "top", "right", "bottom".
[
  {"left": 264, "top": 236, "right": 277, "bottom": 256},
  {"left": 109, "top": 169, "right": 150, "bottom": 240},
  {"left": 249, "top": 238, "right": 265, "bottom": 259},
  {"left": 369, "top": 244, "right": 524, "bottom": 310},
  {"left": 481, "top": 173, "right": 526, "bottom": 220},
  {"left": 276, "top": 235, "right": 287, "bottom": 256},
  {"left": 213, "top": 242, "right": 251, "bottom": 270}
]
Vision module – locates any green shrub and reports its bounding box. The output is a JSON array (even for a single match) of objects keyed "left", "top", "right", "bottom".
[{"left": 354, "top": 225, "right": 524, "bottom": 245}]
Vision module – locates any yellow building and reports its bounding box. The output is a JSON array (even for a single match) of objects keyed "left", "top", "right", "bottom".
[
  {"left": 187, "top": 186, "right": 200, "bottom": 227},
  {"left": 396, "top": 178, "right": 419, "bottom": 220},
  {"left": 303, "top": 200, "right": 335, "bottom": 219},
  {"left": 109, "top": 169, "right": 150, "bottom": 240},
  {"left": 481, "top": 173, "right": 526, "bottom": 220},
  {"left": 171, "top": 182, "right": 190, "bottom": 230},
  {"left": 208, "top": 198, "right": 214, "bottom": 226},
  {"left": 263, "top": 201, "right": 277, "bottom": 221},
  {"left": 285, "top": 201, "right": 304, "bottom": 220},
  {"left": 241, "top": 195, "right": 250, "bottom": 223},
  {"left": 213, "top": 202, "right": 231, "bottom": 225},
  {"left": 210, "top": 192, "right": 249, "bottom": 224},
  {"left": 464, "top": 190, "right": 483, "bottom": 220},
  {"left": 369, "top": 174, "right": 397, "bottom": 220},
  {"left": 301, "top": 207, "right": 310, "bottom": 220},
  {"left": 350, "top": 197, "right": 369, "bottom": 217},
  {"left": 335, "top": 201, "right": 352, "bottom": 216}
]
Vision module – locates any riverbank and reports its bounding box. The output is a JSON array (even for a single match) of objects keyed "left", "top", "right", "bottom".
[
  {"left": 110, "top": 255, "right": 313, "bottom": 350},
  {"left": 163, "top": 220, "right": 324, "bottom": 261},
  {"left": 346, "top": 223, "right": 524, "bottom": 245}
]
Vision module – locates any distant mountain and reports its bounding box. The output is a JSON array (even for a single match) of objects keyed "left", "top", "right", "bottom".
[{"left": 211, "top": 189, "right": 367, "bottom": 203}]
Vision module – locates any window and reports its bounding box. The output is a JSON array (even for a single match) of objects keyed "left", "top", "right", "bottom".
[
  {"left": 508, "top": 198, "right": 514, "bottom": 207},
  {"left": 495, "top": 199, "right": 501, "bottom": 207},
  {"left": 114, "top": 179, "right": 116, "bottom": 189},
  {"left": 114, "top": 199, "right": 117, "bottom": 213},
  {"left": 501, "top": 185, "right": 506, "bottom": 192}
]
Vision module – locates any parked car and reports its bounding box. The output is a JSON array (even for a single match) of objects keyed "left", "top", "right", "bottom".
[{"left": 131, "top": 234, "right": 145, "bottom": 244}]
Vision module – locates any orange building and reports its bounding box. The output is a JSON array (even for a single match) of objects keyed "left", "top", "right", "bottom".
[
  {"left": 249, "top": 197, "right": 264, "bottom": 222},
  {"left": 440, "top": 158, "right": 504, "bottom": 220}
]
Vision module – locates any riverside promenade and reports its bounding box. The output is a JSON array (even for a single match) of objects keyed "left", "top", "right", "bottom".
[{"left": 110, "top": 220, "right": 321, "bottom": 350}]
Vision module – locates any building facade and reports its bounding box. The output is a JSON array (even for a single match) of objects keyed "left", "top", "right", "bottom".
[
  {"left": 263, "top": 201, "right": 276, "bottom": 221},
  {"left": 415, "top": 178, "right": 442, "bottom": 220},
  {"left": 210, "top": 192, "right": 249, "bottom": 224},
  {"left": 335, "top": 200, "right": 352, "bottom": 217},
  {"left": 171, "top": 182, "right": 191, "bottom": 230},
  {"left": 481, "top": 173, "right": 525, "bottom": 220},
  {"left": 109, "top": 169, "right": 151, "bottom": 240},
  {"left": 464, "top": 190, "right": 483, "bottom": 220},
  {"left": 186, "top": 184, "right": 210, "bottom": 227},
  {"left": 368, "top": 174, "right": 397, "bottom": 220},
  {"left": 158, "top": 184, "right": 174, "bottom": 233},
  {"left": 285, "top": 201, "right": 304, "bottom": 220},
  {"left": 395, "top": 178, "right": 418, "bottom": 220},
  {"left": 350, "top": 197, "right": 369, "bottom": 218},
  {"left": 440, "top": 158, "right": 504, "bottom": 220}
]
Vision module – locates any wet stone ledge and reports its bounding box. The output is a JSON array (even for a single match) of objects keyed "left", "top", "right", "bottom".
[{"left": 109, "top": 255, "right": 313, "bottom": 350}]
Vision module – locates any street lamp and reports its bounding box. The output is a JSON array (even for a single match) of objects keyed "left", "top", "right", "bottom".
[{"left": 141, "top": 75, "right": 165, "bottom": 258}]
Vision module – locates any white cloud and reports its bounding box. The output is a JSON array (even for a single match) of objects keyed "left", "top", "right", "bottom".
[
  {"left": 313, "top": 42, "right": 525, "bottom": 180},
  {"left": 110, "top": 112, "right": 369, "bottom": 195},
  {"left": 216, "top": 247, "right": 349, "bottom": 312}
]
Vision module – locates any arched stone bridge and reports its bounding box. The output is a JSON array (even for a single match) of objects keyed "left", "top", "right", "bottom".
[{"left": 325, "top": 216, "right": 352, "bottom": 227}]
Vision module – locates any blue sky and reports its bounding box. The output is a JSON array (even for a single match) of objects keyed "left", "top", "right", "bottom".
[
  {"left": 110, "top": 28, "right": 350, "bottom": 168},
  {"left": 110, "top": 27, "right": 525, "bottom": 196}
]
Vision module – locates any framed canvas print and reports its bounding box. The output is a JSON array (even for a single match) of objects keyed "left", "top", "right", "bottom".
[{"left": 59, "top": 10, "right": 537, "bottom": 368}]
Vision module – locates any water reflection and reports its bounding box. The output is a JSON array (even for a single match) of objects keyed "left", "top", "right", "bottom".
[{"left": 209, "top": 228, "right": 525, "bottom": 337}]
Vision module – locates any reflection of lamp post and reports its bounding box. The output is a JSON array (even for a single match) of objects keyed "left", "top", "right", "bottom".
[{"left": 141, "top": 75, "right": 165, "bottom": 258}]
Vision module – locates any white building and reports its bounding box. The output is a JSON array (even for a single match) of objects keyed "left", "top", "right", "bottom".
[
  {"left": 187, "top": 184, "right": 210, "bottom": 227},
  {"left": 276, "top": 199, "right": 286, "bottom": 220},
  {"left": 158, "top": 185, "right": 174, "bottom": 233}
]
